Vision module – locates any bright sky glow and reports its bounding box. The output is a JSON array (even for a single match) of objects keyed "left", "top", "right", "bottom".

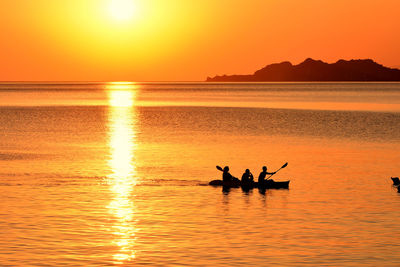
[
  {"left": 108, "top": 0, "right": 136, "bottom": 21},
  {"left": 0, "top": 0, "right": 399, "bottom": 81}
]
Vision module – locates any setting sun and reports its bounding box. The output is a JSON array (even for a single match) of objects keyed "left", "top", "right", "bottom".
[
  {"left": 1, "top": 0, "right": 400, "bottom": 266},
  {"left": 108, "top": 0, "right": 137, "bottom": 21}
]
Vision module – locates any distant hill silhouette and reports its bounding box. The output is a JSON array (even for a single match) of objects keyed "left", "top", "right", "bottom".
[{"left": 206, "top": 58, "right": 400, "bottom": 82}]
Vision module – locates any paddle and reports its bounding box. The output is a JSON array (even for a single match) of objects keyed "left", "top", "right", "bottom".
[{"left": 266, "top": 162, "right": 288, "bottom": 180}]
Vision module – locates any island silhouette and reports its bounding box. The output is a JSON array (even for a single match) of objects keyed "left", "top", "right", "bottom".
[{"left": 206, "top": 58, "right": 400, "bottom": 82}]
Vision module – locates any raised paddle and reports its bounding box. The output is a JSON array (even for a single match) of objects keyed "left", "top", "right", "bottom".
[
  {"left": 266, "top": 162, "right": 288, "bottom": 180},
  {"left": 216, "top": 165, "right": 224, "bottom": 172}
]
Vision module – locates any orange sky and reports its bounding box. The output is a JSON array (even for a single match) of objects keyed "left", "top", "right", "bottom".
[{"left": 0, "top": 0, "right": 399, "bottom": 81}]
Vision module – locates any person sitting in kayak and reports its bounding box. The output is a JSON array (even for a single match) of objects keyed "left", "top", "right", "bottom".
[
  {"left": 241, "top": 169, "right": 254, "bottom": 184},
  {"left": 258, "top": 166, "right": 276, "bottom": 185},
  {"left": 222, "top": 166, "right": 234, "bottom": 183}
]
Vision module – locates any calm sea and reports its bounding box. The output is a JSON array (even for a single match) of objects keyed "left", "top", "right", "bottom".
[{"left": 1, "top": 82, "right": 400, "bottom": 266}]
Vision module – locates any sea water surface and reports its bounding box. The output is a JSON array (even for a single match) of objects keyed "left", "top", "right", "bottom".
[{"left": 1, "top": 82, "right": 400, "bottom": 266}]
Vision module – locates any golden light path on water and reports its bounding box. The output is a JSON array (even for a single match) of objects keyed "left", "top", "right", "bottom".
[{"left": 106, "top": 82, "right": 138, "bottom": 264}]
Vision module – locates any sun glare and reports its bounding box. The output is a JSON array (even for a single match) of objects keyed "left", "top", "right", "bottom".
[
  {"left": 108, "top": 0, "right": 136, "bottom": 21},
  {"left": 107, "top": 87, "right": 138, "bottom": 263}
]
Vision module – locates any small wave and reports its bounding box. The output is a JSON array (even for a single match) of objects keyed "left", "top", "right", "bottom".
[
  {"left": 0, "top": 152, "right": 47, "bottom": 161},
  {"left": 0, "top": 183, "right": 23, "bottom": 186},
  {"left": 125, "top": 178, "right": 206, "bottom": 187},
  {"left": 0, "top": 174, "right": 209, "bottom": 187}
]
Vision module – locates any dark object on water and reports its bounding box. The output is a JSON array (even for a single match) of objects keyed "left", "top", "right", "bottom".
[
  {"left": 209, "top": 179, "right": 290, "bottom": 189},
  {"left": 398, "top": 186, "right": 400, "bottom": 193},
  {"left": 391, "top": 177, "right": 400, "bottom": 186},
  {"left": 241, "top": 169, "right": 254, "bottom": 183}
]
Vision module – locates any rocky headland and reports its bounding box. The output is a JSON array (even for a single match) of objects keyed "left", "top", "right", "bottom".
[{"left": 206, "top": 58, "right": 400, "bottom": 82}]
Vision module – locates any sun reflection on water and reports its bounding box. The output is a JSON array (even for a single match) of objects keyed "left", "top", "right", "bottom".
[{"left": 106, "top": 82, "right": 138, "bottom": 263}]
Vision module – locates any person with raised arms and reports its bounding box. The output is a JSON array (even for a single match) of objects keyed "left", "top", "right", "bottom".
[{"left": 258, "top": 166, "right": 276, "bottom": 186}]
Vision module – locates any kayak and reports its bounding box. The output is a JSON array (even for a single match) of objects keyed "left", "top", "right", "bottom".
[{"left": 209, "top": 179, "right": 290, "bottom": 189}]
